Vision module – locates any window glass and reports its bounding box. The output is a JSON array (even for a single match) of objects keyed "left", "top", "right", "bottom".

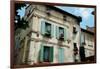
[
  {"left": 40, "top": 46, "right": 53, "bottom": 62},
  {"left": 43, "top": 47, "right": 50, "bottom": 62},
  {"left": 45, "top": 22, "right": 51, "bottom": 33},
  {"left": 59, "top": 27, "right": 64, "bottom": 40},
  {"left": 59, "top": 27, "right": 64, "bottom": 36}
]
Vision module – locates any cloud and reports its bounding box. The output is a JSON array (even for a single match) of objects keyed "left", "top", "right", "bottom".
[
  {"left": 56, "top": 6, "right": 94, "bottom": 29},
  {"left": 56, "top": 6, "right": 93, "bottom": 20},
  {"left": 74, "top": 8, "right": 92, "bottom": 20}
]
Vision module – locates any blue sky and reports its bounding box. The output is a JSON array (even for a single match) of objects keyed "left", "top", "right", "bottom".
[
  {"left": 17, "top": 7, "right": 26, "bottom": 19},
  {"left": 56, "top": 6, "right": 94, "bottom": 29},
  {"left": 17, "top": 6, "right": 94, "bottom": 29}
]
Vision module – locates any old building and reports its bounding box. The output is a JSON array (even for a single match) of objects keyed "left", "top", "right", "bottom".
[
  {"left": 86, "top": 26, "right": 94, "bottom": 33},
  {"left": 80, "top": 28, "right": 95, "bottom": 62},
  {"left": 14, "top": 4, "right": 82, "bottom": 65}
]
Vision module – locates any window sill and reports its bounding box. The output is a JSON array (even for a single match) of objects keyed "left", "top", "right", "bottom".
[
  {"left": 43, "top": 34, "right": 51, "bottom": 38},
  {"left": 58, "top": 37, "right": 64, "bottom": 41}
]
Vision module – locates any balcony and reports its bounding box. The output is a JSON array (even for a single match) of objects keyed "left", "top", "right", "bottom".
[
  {"left": 44, "top": 30, "right": 51, "bottom": 37},
  {"left": 59, "top": 33, "right": 64, "bottom": 41}
]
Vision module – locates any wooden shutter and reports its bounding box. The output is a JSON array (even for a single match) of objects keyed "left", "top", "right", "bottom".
[
  {"left": 49, "top": 47, "right": 53, "bottom": 62},
  {"left": 51, "top": 24, "right": 54, "bottom": 37},
  {"left": 58, "top": 48, "right": 64, "bottom": 63},
  {"left": 39, "top": 43, "right": 44, "bottom": 62},
  {"left": 64, "top": 28, "right": 67, "bottom": 41},
  {"left": 81, "top": 34, "right": 84, "bottom": 43},
  {"left": 41, "top": 20, "right": 45, "bottom": 35},
  {"left": 56, "top": 26, "right": 59, "bottom": 39}
]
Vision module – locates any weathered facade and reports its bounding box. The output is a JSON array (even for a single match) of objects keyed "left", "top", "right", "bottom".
[
  {"left": 80, "top": 28, "right": 95, "bottom": 62},
  {"left": 14, "top": 4, "right": 90, "bottom": 65}
]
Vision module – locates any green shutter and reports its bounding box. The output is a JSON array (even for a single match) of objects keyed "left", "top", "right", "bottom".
[
  {"left": 41, "top": 20, "right": 45, "bottom": 35},
  {"left": 40, "top": 43, "right": 44, "bottom": 62},
  {"left": 58, "top": 48, "right": 64, "bottom": 63},
  {"left": 56, "top": 26, "right": 59, "bottom": 39},
  {"left": 50, "top": 47, "right": 53, "bottom": 62},
  {"left": 51, "top": 24, "right": 54, "bottom": 37},
  {"left": 81, "top": 34, "right": 84, "bottom": 43},
  {"left": 64, "top": 28, "right": 67, "bottom": 41}
]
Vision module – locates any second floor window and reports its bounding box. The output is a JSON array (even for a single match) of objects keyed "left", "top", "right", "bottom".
[
  {"left": 59, "top": 27, "right": 64, "bottom": 40},
  {"left": 41, "top": 20, "right": 54, "bottom": 38},
  {"left": 41, "top": 20, "right": 67, "bottom": 40},
  {"left": 45, "top": 22, "right": 51, "bottom": 37},
  {"left": 56, "top": 26, "right": 67, "bottom": 41},
  {"left": 73, "top": 27, "right": 77, "bottom": 34}
]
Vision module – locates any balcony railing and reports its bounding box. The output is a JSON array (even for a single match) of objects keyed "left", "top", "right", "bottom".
[{"left": 59, "top": 33, "right": 64, "bottom": 41}]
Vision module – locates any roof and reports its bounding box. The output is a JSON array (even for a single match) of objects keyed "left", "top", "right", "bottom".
[
  {"left": 45, "top": 5, "right": 82, "bottom": 23},
  {"left": 86, "top": 26, "right": 94, "bottom": 33},
  {"left": 81, "top": 28, "right": 94, "bottom": 35},
  {"left": 26, "top": 4, "right": 82, "bottom": 23}
]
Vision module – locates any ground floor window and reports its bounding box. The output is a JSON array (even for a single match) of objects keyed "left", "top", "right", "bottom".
[
  {"left": 43, "top": 46, "right": 50, "bottom": 62},
  {"left": 40, "top": 45, "right": 53, "bottom": 62}
]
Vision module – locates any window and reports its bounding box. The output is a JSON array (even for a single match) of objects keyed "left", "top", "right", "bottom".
[
  {"left": 81, "top": 34, "right": 86, "bottom": 45},
  {"left": 45, "top": 22, "right": 51, "bottom": 37},
  {"left": 59, "top": 27, "right": 64, "bottom": 40},
  {"left": 39, "top": 45, "right": 53, "bottom": 62},
  {"left": 88, "top": 36, "right": 93, "bottom": 46},
  {"left": 41, "top": 21, "right": 54, "bottom": 38},
  {"left": 46, "top": 7, "right": 51, "bottom": 16},
  {"left": 56, "top": 26, "right": 67, "bottom": 41},
  {"left": 63, "top": 15, "right": 67, "bottom": 21},
  {"left": 73, "top": 27, "right": 77, "bottom": 34},
  {"left": 73, "top": 43, "right": 78, "bottom": 62},
  {"left": 73, "top": 43, "right": 78, "bottom": 51},
  {"left": 79, "top": 46, "right": 85, "bottom": 62},
  {"left": 43, "top": 47, "right": 50, "bottom": 62},
  {"left": 73, "top": 43, "right": 78, "bottom": 55}
]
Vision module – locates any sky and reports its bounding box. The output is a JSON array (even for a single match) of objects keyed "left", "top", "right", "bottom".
[
  {"left": 17, "top": 5, "right": 94, "bottom": 29},
  {"left": 56, "top": 6, "right": 94, "bottom": 29}
]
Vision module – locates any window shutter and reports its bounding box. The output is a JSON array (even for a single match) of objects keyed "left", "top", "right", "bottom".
[
  {"left": 84, "top": 34, "right": 85, "bottom": 43},
  {"left": 41, "top": 21, "right": 45, "bottom": 35},
  {"left": 15, "top": 38, "right": 20, "bottom": 49},
  {"left": 39, "top": 43, "right": 44, "bottom": 62},
  {"left": 64, "top": 28, "right": 67, "bottom": 41},
  {"left": 56, "top": 26, "right": 59, "bottom": 39},
  {"left": 51, "top": 24, "right": 54, "bottom": 37},
  {"left": 81, "top": 34, "right": 84, "bottom": 43},
  {"left": 50, "top": 47, "right": 53, "bottom": 62},
  {"left": 58, "top": 48, "right": 64, "bottom": 63}
]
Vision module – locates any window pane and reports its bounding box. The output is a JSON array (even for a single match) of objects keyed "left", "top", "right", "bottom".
[
  {"left": 44, "top": 47, "right": 50, "bottom": 62},
  {"left": 43, "top": 46, "right": 53, "bottom": 62}
]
